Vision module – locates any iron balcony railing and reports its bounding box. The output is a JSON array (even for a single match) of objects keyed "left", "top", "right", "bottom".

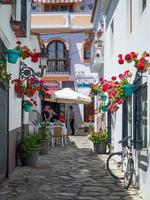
[{"left": 46, "top": 50, "right": 70, "bottom": 75}]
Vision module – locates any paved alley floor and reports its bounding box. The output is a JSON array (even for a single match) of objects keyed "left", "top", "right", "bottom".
[{"left": 0, "top": 136, "right": 143, "bottom": 200}]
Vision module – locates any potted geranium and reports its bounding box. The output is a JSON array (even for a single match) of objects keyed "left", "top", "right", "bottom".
[
  {"left": 11, "top": 78, "right": 26, "bottom": 98},
  {"left": 89, "top": 128, "right": 108, "bottom": 154},
  {"left": 119, "top": 70, "right": 134, "bottom": 97},
  {"left": 29, "top": 76, "right": 43, "bottom": 88},
  {"left": 17, "top": 132, "right": 40, "bottom": 166},
  {"left": 23, "top": 98, "right": 37, "bottom": 112},
  {"left": 118, "top": 51, "right": 150, "bottom": 72},
  {"left": 32, "top": 119, "right": 50, "bottom": 155}
]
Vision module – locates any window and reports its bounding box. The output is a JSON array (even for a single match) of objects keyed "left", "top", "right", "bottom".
[
  {"left": 84, "top": 49, "right": 91, "bottom": 60},
  {"left": 133, "top": 83, "right": 147, "bottom": 149},
  {"left": 84, "top": 102, "right": 94, "bottom": 122},
  {"left": 44, "top": 3, "right": 73, "bottom": 12},
  {"left": 47, "top": 41, "right": 69, "bottom": 74},
  {"left": 122, "top": 97, "right": 132, "bottom": 146},
  {"left": 142, "top": 0, "right": 146, "bottom": 12},
  {"left": 11, "top": 0, "right": 16, "bottom": 20}
]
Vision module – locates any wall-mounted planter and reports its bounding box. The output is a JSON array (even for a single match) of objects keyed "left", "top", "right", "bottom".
[
  {"left": 122, "top": 84, "right": 134, "bottom": 97},
  {"left": 101, "top": 95, "right": 107, "bottom": 101},
  {"left": 6, "top": 49, "right": 20, "bottom": 64},
  {"left": 23, "top": 104, "right": 33, "bottom": 112},
  {"left": 101, "top": 105, "right": 107, "bottom": 112},
  {"left": 33, "top": 82, "right": 40, "bottom": 87}
]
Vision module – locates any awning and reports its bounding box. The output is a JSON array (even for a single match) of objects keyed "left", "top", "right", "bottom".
[
  {"left": 45, "top": 89, "right": 58, "bottom": 94},
  {"left": 33, "top": 0, "right": 83, "bottom": 3}
]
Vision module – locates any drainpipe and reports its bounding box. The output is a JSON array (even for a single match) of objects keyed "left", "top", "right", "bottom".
[
  {"left": 6, "top": 83, "right": 9, "bottom": 178},
  {"left": 94, "top": 95, "right": 98, "bottom": 132}
]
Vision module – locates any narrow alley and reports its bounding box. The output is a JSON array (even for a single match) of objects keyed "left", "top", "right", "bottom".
[{"left": 0, "top": 136, "right": 143, "bottom": 200}]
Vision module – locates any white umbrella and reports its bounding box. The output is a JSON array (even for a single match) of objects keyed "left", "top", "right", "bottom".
[{"left": 45, "top": 88, "right": 91, "bottom": 104}]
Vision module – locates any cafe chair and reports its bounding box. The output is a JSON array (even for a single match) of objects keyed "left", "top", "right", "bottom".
[{"left": 51, "top": 126, "right": 64, "bottom": 146}]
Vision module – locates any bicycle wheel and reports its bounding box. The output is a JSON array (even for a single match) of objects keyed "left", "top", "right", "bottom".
[
  {"left": 124, "top": 158, "right": 134, "bottom": 189},
  {"left": 107, "top": 152, "right": 125, "bottom": 179}
]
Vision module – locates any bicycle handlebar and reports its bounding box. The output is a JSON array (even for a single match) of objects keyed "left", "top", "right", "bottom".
[
  {"left": 119, "top": 136, "right": 131, "bottom": 144},
  {"left": 119, "top": 136, "right": 142, "bottom": 145}
]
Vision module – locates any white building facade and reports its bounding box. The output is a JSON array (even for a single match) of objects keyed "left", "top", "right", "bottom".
[
  {"left": 0, "top": 0, "right": 41, "bottom": 180},
  {"left": 91, "top": 0, "right": 150, "bottom": 199}
]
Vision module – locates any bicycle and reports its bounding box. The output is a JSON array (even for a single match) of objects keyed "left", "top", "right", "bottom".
[{"left": 106, "top": 136, "right": 134, "bottom": 189}]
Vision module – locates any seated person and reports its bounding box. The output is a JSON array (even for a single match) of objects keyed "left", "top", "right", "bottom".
[{"left": 59, "top": 111, "right": 65, "bottom": 123}]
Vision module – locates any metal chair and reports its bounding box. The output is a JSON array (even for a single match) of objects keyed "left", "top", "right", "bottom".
[{"left": 51, "top": 126, "right": 64, "bottom": 146}]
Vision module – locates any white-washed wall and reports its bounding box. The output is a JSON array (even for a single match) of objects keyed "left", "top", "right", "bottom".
[
  {"left": 0, "top": 3, "right": 41, "bottom": 131},
  {"left": 104, "top": 0, "right": 150, "bottom": 199}
]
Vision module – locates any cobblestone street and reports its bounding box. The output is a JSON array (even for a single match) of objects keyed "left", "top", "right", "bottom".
[{"left": 0, "top": 136, "right": 143, "bottom": 200}]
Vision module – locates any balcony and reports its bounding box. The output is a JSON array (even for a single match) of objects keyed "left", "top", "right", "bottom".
[
  {"left": 0, "top": 0, "right": 12, "bottom": 4},
  {"left": 90, "top": 46, "right": 104, "bottom": 73},
  {"left": 45, "top": 50, "right": 70, "bottom": 75},
  {"left": 31, "top": 12, "right": 92, "bottom": 33},
  {"left": 45, "top": 63, "right": 70, "bottom": 75}
]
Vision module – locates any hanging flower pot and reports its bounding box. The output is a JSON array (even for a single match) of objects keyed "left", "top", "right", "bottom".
[
  {"left": 122, "top": 84, "right": 134, "bottom": 97},
  {"left": 6, "top": 49, "right": 20, "bottom": 64},
  {"left": 101, "top": 105, "right": 107, "bottom": 112},
  {"left": 23, "top": 104, "right": 33, "bottom": 112},
  {"left": 33, "top": 82, "right": 40, "bottom": 87},
  {"left": 101, "top": 95, "right": 107, "bottom": 101}
]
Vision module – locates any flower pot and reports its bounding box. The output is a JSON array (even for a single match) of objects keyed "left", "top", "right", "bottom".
[
  {"left": 23, "top": 104, "right": 33, "bottom": 112},
  {"left": 34, "top": 82, "right": 40, "bottom": 87},
  {"left": 39, "top": 139, "right": 49, "bottom": 155},
  {"left": 21, "top": 149, "right": 39, "bottom": 166},
  {"left": 101, "top": 95, "right": 107, "bottom": 101},
  {"left": 122, "top": 84, "right": 134, "bottom": 97},
  {"left": 93, "top": 143, "right": 107, "bottom": 154},
  {"left": 6, "top": 49, "right": 20, "bottom": 64},
  {"left": 101, "top": 105, "right": 107, "bottom": 112}
]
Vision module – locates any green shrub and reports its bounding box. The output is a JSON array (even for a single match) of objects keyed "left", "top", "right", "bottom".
[{"left": 17, "top": 133, "right": 40, "bottom": 159}]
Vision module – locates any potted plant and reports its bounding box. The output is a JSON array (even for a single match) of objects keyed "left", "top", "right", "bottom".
[
  {"left": 11, "top": 78, "right": 26, "bottom": 98},
  {"left": 6, "top": 49, "right": 20, "bottom": 64},
  {"left": 89, "top": 128, "right": 108, "bottom": 154},
  {"left": 23, "top": 99, "right": 37, "bottom": 112},
  {"left": 122, "top": 84, "right": 134, "bottom": 96},
  {"left": 32, "top": 120, "right": 50, "bottom": 155},
  {"left": 28, "top": 76, "right": 43, "bottom": 88},
  {"left": 17, "top": 133, "right": 40, "bottom": 166},
  {"left": 118, "top": 51, "right": 150, "bottom": 72}
]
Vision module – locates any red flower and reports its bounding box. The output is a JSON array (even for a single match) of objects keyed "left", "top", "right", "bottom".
[
  {"left": 16, "top": 41, "right": 21, "bottom": 45},
  {"left": 139, "top": 57, "right": 145, "bottom": 63},
  {"left": 118, "top": 54, "right": 123, "bottom": 58},
  {"left": 111, "top": 76, "right": 117, "bottom": 81},
  {"left": 125, "top": 54, "right": 132, "bottom": 61},
  {"left": 146, "top": 53, "right": 150, "bottom": 57},
  {"left": 137, "top": 62, "right": 145, "bottom": 71},
  {"left": 31, "top": 53, "right": 39, "bottom": 63},
  {"left": 102, "top": 84, "right": 109, "bottom": 92},
  {"left": 118, "top": 59, "right": 124, "bottom": 64},
  {"left": 130, "top": 52, "right": 137, "bottom": 59}
]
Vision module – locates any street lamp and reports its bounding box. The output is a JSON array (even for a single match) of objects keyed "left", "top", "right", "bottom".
[{"left": 39, "top": 49, "right": 48, "bottom": 69}]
